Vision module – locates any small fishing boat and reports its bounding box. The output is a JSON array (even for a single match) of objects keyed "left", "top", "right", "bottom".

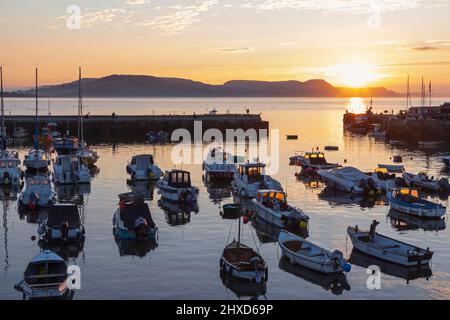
[
  {"left": 443, "top": 156, "right": 450, "bottom": 167},
  {"left": 278, "top": 230, "right": 351, "bottom": 274},
  {"left": 368, "top": 124, "right": 386, "bottom": 139},
  {"left": 52, "top": 155, "right": 91, "bottom": 185},
  {"left": 202, "top": 148, "right": 236, "bottom": 182},
  {"left": 377, "top": 164, "right": 404, "bottom": 173},
  {"left": 386, "top": 188, "right": 446, "bottom": 218},
  {"left": 289, "top": 151, "right": 340, "bottom": 173},
  {"left": 418, "top": 141, "right": 444, "bottom": 148},
  {"left": 19, "top": 175, "right": 56, "bottom": 209},
  {"left": 403, "top": 172, "right": 449, "bottom": 192},
  {"left": 318, "top": 166, "right": 382, "bottom": 195},
  {"left": 38, "top": 204, "right": 85, "bottom": 243},
  {"left": 14, "top": 250, "right": 72, "bottom": 300},
  {"left": 252, "top": 190, "right": 309, "bottom": 229},
  {"left": 113, "top": 192, "right": 158, "bottom": 240},
  {"left": 76, "top": 143, "right": 99, "bottom": 167},
  {"left": 126, "top": 154, "right": 162, "bottom": 181},
  {"left": 366, "top": 167, "right": 404, "bottom": 192},
  {"left": 157, "top": 169, "right": 199, "bottom": 203},
  {"left": 220, "top": 214, "right": 268, "bottom": 283},
  {"left": 233, "top": 162, "right": 282, "bottom": 198},
  {"left": 0, "top": 150, "right": 22, "bottom": 185},
  {"left": 12, "top": 126, "right": 29, "bottom": 138},
  {"left": 347, "top": 220, "right": 433, "bottom": 267},
  {"left": 324, "top": 146, "right": 339, "bottom": 151}
]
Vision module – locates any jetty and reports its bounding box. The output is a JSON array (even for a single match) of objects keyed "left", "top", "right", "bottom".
[{"left": 5, "top": 113, "right": 269, "bottom": 143}]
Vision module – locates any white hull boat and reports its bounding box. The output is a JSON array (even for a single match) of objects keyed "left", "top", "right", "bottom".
[
  {"left": 233, "top": 162, "right": 282, "bottom": 198},
  {"left": 318, "top": 166, "right": 382, "bottom": 195},
  {"left": 157, "top": 170, "right": 198, "bottom": 203},
  {"left": 252, "top": 190, "right": 309, "bottom": 229},
  {"left": 278, "top": 230, "right": 351, "bottom": 274},
  {"left": 23, "top": 149, "right": 51, "bottom": 172},
  {"left": 347, "top": 220, "right": 433, "bottom": 267},
  {"left": 0, "top": 150, "right": 22, "bottom": 185},
  {"left": 387, "top": 188, "right": 446, "bottom": 218},
  {"left": 53, "top": 155, "right": 91, "bottom": 185},
  {"left": 403, "top": 172, "right": 449, "bottom": 192},
  {"left": 126, "top": 154, "right": 161, "bottom": 181},
  {"left": 203, "top": 147, "right": 236, "bottom": 181},
  {"left": 19, "top": 175, "right": 56, "bottom": 209}
]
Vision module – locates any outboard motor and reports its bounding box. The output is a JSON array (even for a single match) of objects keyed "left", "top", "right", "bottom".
[
  {"left": 28, "top": 192, "right": 40, "bottom": 210},
  {"left": 3, "top": 172, "right": 11, "bottom": 185}
]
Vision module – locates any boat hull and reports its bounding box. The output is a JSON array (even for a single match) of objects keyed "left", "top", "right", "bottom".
[{"left": 387, "top": 193, "right": 446, "bottom": 218}]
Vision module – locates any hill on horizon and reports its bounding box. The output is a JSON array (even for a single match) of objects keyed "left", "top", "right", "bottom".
[{"left": 7, "top": 74, "right": 400, "bottom": 98}]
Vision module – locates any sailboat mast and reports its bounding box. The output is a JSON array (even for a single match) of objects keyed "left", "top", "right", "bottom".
[
  {"left": 237, "top": 212, "right": 241, "bottom": 247},
  {"left": 77, "top": 67, "right": 84, "bottom": 143},
  {"left": 0, "top": 66, "right": 5, "bottom": 149},
  {"left": 429, "top": 81, "right": 432, "bottom": 107},
  {"left": 34, "top": 67, "right": 39, "bottom": 151}
]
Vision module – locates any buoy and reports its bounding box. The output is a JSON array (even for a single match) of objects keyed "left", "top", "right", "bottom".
[
  {"left": 243, "top": 215, "right": 249, "bottom": 224},
  {"left": 342, "top": 263, "right": 352, "bottom": 273}
]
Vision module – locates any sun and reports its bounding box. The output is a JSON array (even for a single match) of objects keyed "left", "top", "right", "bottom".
[{"left": 327, "top": 63, "right": 380, "bottom": 88}]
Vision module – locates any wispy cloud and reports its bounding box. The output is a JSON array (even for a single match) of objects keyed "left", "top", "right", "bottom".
[
  {"left": 241, "top": 0, "right": 433, "bottom": 13},
  {"left": 214, "top": 47, "right": 252, "bottom": 53},
  {"left": 380, "top": 60, "right": 450, "bottom": 67},
  {"left": 413, "top": 46, "right": 439, "bottom": 51},
  {"left": 124, "top": 0, "right": 150, "bottom": 5},
  {"left": 137, "top": 0, "right": 217, "bottom": 34}
]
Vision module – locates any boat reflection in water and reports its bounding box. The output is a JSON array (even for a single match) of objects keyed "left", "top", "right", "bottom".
[
  {"left": 349, "top": 249, "right": 432, "bottom": 284},
  {"left": 114, "top": 235, "right": 158, "bottom": 258},
  {"left": 252, "top": 216, "right": 308, "bottom": 244},
  {"left": 220, "top": 270, "right": 267, "bottom": 300},
  {"left": 127, "top": 180, "right": 155, "bottom": 201},
  {"left": 89, "top": 165, "right": 100, "bottom": 178},
  {"left": 18, "top": 207, "right": 49, "bottom": 225},
  {"left": 38, "top": 239, "right": 84, "bottom": 261},
  {"left": 295, "top": 173, "right": 325, "bottom": 190},
  {"left": 318, "top": 186, "right": 386, "bottom": 208},
  {"left": 0, "top": 184, "right": 21, "bottom": 201},
  {"left": 278, "top": 256, "right": 350, "bottom": 296},
  {"left": 158, "top": 199, "right": 198, "bottom": 226},
  {"left": 205, "top": 181, "right": 233, "bottom": 204},
  {"left": 55, "top": 183, "right": 91, "bottom": 205},
  {"left": 388, "top": 209, "right": 446, "bottom": 232}
]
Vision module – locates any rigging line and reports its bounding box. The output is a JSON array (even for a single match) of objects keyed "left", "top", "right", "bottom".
[{"left": 249, "top": 222, "right": 260, "bottom": 255}]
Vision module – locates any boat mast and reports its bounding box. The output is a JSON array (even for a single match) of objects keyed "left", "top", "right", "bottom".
[
  {"left": 78, "top": 67, "right": 84, "bottom": 144},
  {"left": 237, "top": 212, "right": 241, "bottom": 247},
  {"left": 429, "top": 81, "right": 432, "bottom": 107},
  {"left": 0, "top": 66, "right": 5, "bottom": 151},
  {"left": 406, "top": 76, "right": 411, "bottom": 109},
  {"left": 34, "top": 67, "right": 39, "bottom": 152}
]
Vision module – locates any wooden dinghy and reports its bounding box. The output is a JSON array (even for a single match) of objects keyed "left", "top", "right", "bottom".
[
  {"left": 347, "top": 220, "right": 433, "bottom": 267},
  {"left": 278, "top": 230, "right": 351, "bottom": 274}
]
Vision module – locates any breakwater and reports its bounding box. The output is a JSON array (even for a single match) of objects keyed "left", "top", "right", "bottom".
[{"left": 5, "top": 113, "right": 269, "bottom": 143}]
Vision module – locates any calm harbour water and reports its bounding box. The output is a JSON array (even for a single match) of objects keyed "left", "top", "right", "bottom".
[{"left": 1, "top": 97, "right": 449, "bottom": 300}]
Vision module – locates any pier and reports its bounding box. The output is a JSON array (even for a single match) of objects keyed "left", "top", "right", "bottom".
[{"left": 5, "top": 113, "right": 269, "bottom": 143}]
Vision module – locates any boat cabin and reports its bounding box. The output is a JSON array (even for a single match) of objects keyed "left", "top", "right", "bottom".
[
  {"left": 130, "top": 154, "right": 154, "bottom": 167},
  {"left": 392, "top": 188, "right": 420, "bottom": 200},
  {"left": 237, "top": 163, "right": 265, "bottom": 184},
  {"left": 47, "top": 204, "right": 81, "bottom": 230},
  {"left": 0, "top": 158, "right": 20, "bottom": 169},
  {"left": 302, "top": 152, "right": 328, "bottom": 166},
  {"left": 256, "top": 190, "right": 288, "bottom": 210},
  {"left": 55, "top": 155, "right": 82, "bottom": 171},
  {"left": 163, "top": 170, "right": 192, "bottom": 188}
]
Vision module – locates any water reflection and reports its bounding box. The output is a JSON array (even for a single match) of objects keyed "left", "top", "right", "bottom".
[
  {"left": 278, "top": 257, "right": 351, "bottom": 296},
  {"left": 346, "top": 97, "right": 365, "bottom": 114},
  {"left": 220, "top": 270, "right": 267, "bottom": 300},
  {"left": 252, "top": 216, "right": 308, "bottom": 244},
  {"left": 295, "top": 173, "right": 325, "bottom": 190},
  {"left": 158, "top": 199, "right": 198, "bottom": 226},
  {"left": 127, "top": 180, "right": 155, "bottom": 201},
  {"left": 318, "top": 187, "right": 387, "bottom": 208},
  {"left": 205, "top": 181, "right": 233, "bottom": 204},
  {"left": 113, "top": 235, "right": 158, "bottom": 258},
  {"left": 18, "top": 207, "right": 49, "bottom": 225},
  {"left": 349, "top": 249, "right": 432, "bottom": 284},
  {"left": 38, "top": 240, "right": 85, "bottom": 261},
  {"left": 388, "top": 209, "right": 446, "bottom": 232},
  {"left": 55, "top": 183, "right": 91, "bottom": 205}
]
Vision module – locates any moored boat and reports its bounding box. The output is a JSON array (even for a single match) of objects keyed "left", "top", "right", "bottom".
[
  {"left": 157, "top": 169, "right": 198, "bottom": 204},
  {"left": 233, "top": 161, "right": 282, "bottom": 198},
  {"left": 318, "top": 166, "right": 382, "bottom": 195},
  {"left": 0, "top": 150, "right": 22, "bottom": 185},
  {"left": 202, "top": 147, "right": 236, "bottom": 182},
  {"left": 403, "top": 172, "right": 449, "bottom": 192},
  {"left": 347, "top": 220, "right": 433, "bottom": 267},
  {"left": 386, "top": 188, "right": 446, "bottom": 218},
  {"left": 52, "top": 155, "right": 91, "bottom": 185},
  {"left": 278, "top": 230, "right": 351, "bottom": 274},
  {"left": 126, "top": 154, "right": 162, "bottom": 181},
  {"left": 251, "top": 190, "right": 309, "bottom": 229},
  {"left": 113, "top": 192, "right": 158, "bottom": 240},
  {"left": 19, "top": 175, "right": 56, "bottom": 209},
  {"left": 289, "top": 151, "right": 340, "bottom": 173},
  {"left": 38, "top": 204, "right": 85, "bottom": 243}
]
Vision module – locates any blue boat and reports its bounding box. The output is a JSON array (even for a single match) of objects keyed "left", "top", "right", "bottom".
[
  {"left": 113, "top": 192, "right": 158, "bottom": 240},
  {"left": 387, "top": 188, "right": 446, "bottom": 219}
]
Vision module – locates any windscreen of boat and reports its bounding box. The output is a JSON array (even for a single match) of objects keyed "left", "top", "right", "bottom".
[
  {"left": 47, "top": 205, "right": 81, "bottom": 228},
  {"left": 307, "top": 153, "right": 327, "bottom": 165},
  {"left": 120, "top": 202, "right": 155, "bottom": 229},
  {"left": 25, "top": 261, "right": 67, "bottom": 285},
  {"left": 246, "top": 166, "right": 264, "bottom": 184},
  {"left": 335, "top": 167, "right": 367, "bottom": 182},
  {"left": 168, "top": 171, "right": 191, "bottom": 188},
  {"left": 135, "top": 156, "right": 152, "bottom": 170}
]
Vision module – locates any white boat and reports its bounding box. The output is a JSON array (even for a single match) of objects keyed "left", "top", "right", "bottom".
[
  {"left": 38, "top": 204, "right": 85, "bottom": 243},
  {"left": 366, "top": 166, "right": 403, "bottom": 192},
  {"left": 403, "top": 172, "right": 449, "bottom": 192},
  {"left": 23, "top": 149, "right": 51, "bottom": 172},
  {"left": 157, "top": 169, "right": 199, "bottom": 204},
  {"left": 76, "top": 143, "right": 99, "bottom": 167},
  {"left": 443, "top": 156, "right": 450, "bottom": 167},
  {"left": 278, "top": 230, "right": 351, "bottom": 274},
  {"left": 317, "top": 166, "right": 382, "bottom": 195},
  {"left": 368, "top": 124, "right": 386, "bottom": 139},
  {"left": 53, "top": 155, "right": 91, "bottom": 185},
  {"left": 126, "top": 154, "right": 161, "bottom": 181},
  {"left": 14, "top": 250, "right": 72, "bottom": 300},
  {"left": 0, "top": 150, "right": 22, "bottom": 185},
  {"left": 19, "top": 175, "right": 56, "bottom": 209},
  {"left": 252, "top": 190, "right": 309, "bottom": 229},
  {"left": 386, "top": 188, "right": 446, "bottom": 218},
  {"left": 289, "top": 151, "right": 340, "bottom": 172},
  {"left": 12, "top": 126, "right": 29, "bottom": 138},
  {"left": 202, "top": 148, "right": 236, "bottom": 182},
  {"left": 233, "top": 162, "right": 282, "bottom": 198},
  {"left": 347, "top": 220, "right": 433, "bottom": 267}
]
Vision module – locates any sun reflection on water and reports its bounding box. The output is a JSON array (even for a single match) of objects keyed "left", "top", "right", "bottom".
[{"left": 347, "top": 97, "right": 366, "bottom": 114}]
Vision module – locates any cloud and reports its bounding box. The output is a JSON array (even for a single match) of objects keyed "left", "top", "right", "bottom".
[
  {"left": 215, "top": 47, "right": 252, "bottom": 53},
  {"left": 240, "top": 0, "right": 432, "bottom": 14},
  {"left": 380, "top": 61, "right": 450, "bottom": 67},
  {"left": 137, "top": 0, "right": 217, "bottom": 34},
  {"left": 413, "top": 46, "right": 439, "bottom": 51},
  {"left": 124, "top": 0, "right": 150, "bottom": 5}
]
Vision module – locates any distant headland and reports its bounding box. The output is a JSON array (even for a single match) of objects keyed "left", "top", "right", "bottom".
[{"left": 4, "top": 74, "right": 399, "bottom": 98}]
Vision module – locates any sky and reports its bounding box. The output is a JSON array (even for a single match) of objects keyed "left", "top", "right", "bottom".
[{"left": 1, "top": 0, "right": 450, "bottom": 94}]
